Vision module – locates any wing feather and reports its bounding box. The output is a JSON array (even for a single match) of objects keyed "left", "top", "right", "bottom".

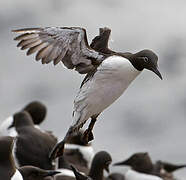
[{"left": 12, "top": 27, "right": 105, "bottom": 73}]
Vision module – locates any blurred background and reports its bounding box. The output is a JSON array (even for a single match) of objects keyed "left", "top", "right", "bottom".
[{"left": 0, "top": 0, "right": 186, "bottom": 178}]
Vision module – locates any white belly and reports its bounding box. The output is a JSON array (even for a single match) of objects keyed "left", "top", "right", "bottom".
[
  {"left": 73, "top": 56, "right": 140, "bottom": 125},
  {"left": 125, "top": 170, "right": 163, "bottom": 180},
  {"left": 11, "top": 170, "right": 23, "bottom": 180},
  {"left": 0, "top": 116, "right": 17, "bottom": 137}
]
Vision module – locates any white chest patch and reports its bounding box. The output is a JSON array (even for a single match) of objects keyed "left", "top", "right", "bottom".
[
  {"left": 65, "top": 143, "right": 94, "bottom": 167},
  {"left": 0, "top": 116, "right": 17, "bottom": 136},
  {"left": 12, "top": 138, "right": 20, "bottom": 167},
  {"left": 73, "top": 56, "right": 141, "bottom": 124},
  {"left": 125, "top": 170, "right": 163, "bottom": 180},
  {"left": 11, "top": 170, "right": 23, "bottom": 180},
  {"left": 55, "top": 168, "right": 76, "bottom": 178}
]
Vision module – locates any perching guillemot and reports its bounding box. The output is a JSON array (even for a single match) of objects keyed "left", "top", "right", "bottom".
[
  {"left": 12, "top": 111, "right": 57, "bottom": 170},
  {"left": 56, "top": 151, "right": 112, "bottom": 180},
  {"left": 0, "top": 101, "right": 47, "bottom": 137},
  {"left": 0, "top": 136, "right": 60, "bottom": 180},
  {"left": 12, "top": 27, "right": 162, "bottom": 159},
  {"left": 59, "top": 130, "right": 94, "bottom": 174},
  {"left": 114, "top": 152, "right": 185, "bottom": 180}
]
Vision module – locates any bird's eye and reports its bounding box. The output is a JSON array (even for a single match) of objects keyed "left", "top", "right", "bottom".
[{"left": 143, "top": 57, "right": 148, "bottom": 63}]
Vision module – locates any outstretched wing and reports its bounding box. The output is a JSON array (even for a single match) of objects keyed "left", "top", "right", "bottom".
[{"left": 12, "top": 27, "right": 105, "bottom": 74}]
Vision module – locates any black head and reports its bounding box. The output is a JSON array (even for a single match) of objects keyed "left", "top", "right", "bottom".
[
  {"left": 129, "top": 49, "right": 162, "bottom": 80},
  {"left": 91, "top": 151, "right": 112, "bottom": 173},
  {"left": 19, "top": 166, "right": 60, "bottom": 180},
  {"left": 0, "top": 136, "right": 14, "bottom": 161},
  {"left": 23, "top": 101, "right": 47, "bottom": 125},
  {"left": 11, "top": 111, "right": 34, "bottom": 130},
  {"left": 71, "top": 165, "right": 93, "bottom": 180},
  {"left": 114, "top": 152, "right": 153, "bottom": 173}
]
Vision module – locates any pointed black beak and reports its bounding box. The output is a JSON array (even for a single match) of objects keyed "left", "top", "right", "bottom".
[
  {"left": 71, "top": 165, "right": 88, "bottom": 180},
  {"left": 42, "top": 170, "right": 61, "bottom": 177},
  {"left": 113, "top": 159, "right": 130, "bottom": 166},
  {"left": 150, "top": 67, "right": 163, "bottom": 80}
]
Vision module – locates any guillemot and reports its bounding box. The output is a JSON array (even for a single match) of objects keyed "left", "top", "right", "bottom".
[
  {"left": 12, "top": 27, "right": 162, "bottom": 159},
  {"left": 59, "top": 130, "right": 94, "bottom": 174},
  {"left": 114, "top": 152, "right": 185, "bottom": 180},
  {"left": 56, "top": 151, "right": 112, "bottom": 180},
  {"left": 0, "top": 136, "right": 59, "bottom": 180},
  {"left": 12, "top": 111, "right": 57, "bottom": 170},
  {"left": 0, "top": 101, "right": 47, "bottom": 136}
]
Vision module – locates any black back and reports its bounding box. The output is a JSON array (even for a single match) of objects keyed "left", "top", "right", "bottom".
[
  {"left": 0, "top": 136, "right": 16, "bottom": 180},
  {"left": 14, "top": 111, "right": 57, "bottom": 170}
]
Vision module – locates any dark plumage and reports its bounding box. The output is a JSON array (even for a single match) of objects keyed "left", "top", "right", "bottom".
[
  {"left": 13, "top": 111, "right": 57, "bottom": 170},
  {"left": 0, "top": 136, "right": 16, "bottom": 180},
  {"left": 0, "top": 136, "right": 59, "bottom": 180},
  {"left": 59, "top": 130, "right": 94, "bottom": 174},
  {"left": 19, "top": 166, "right": 60, "bottom": 180},
  {"left": 114, "top": 152, "right": 185, "bottom": 180}
]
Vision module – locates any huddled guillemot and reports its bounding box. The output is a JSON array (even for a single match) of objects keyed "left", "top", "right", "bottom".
[
  {"left": 12, "top": 111, "right": 57, "bottom": 170},
  {"left": 114, "top": 152, "right": 185, "bottom": 180},
  {"left": 12, "top": 26, "right": 162, "bottom": 159},
  {"left": 0, "top": 136, "right": 60, "bottom": 180},
  {"left": 0, "top": 101, "right": 47, "bottom": 136},
  {"left": 56, "top": 151, "right": 112, "bottom": 180},
  {"left": 59, "top": 130, "right": 94, "bottom": 174}
]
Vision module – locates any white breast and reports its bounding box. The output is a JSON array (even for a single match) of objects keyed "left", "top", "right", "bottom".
[
  {"left": 125, "top": 170, "right": 163, "bottom": 180},
  {"left": 11, "top": 170, "right": 23, "bottom": 180},
  {"left": 0, "top": 116, "right": 17, "bottom": 137},
  {"left": 73, "top": 56, "right": 140, "bottom": 125},
  {"left": 65, "top": 143, "right": 94, "bottom": 167},
  {"left": 55, "top": 168, "right": 76, "bottom": 178}
]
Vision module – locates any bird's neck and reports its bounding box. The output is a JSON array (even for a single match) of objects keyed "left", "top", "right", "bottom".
[{"left": 89, "top": 163, "right": 104, "bottom": 180}]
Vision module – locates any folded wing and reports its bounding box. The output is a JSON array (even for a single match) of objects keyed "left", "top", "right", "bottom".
[{"left": 12, "top": 27, "right": 105, "bottom": 74}]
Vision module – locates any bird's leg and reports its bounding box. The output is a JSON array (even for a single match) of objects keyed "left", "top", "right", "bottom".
[
  {"left": 82, "top": 116, "right": 97, "bottom": 144},
  {"left": 49, "top": 126, "right": 75, "bottom": 161}
]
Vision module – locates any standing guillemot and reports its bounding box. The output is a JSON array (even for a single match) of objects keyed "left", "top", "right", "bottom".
[
  {"left": 59, "top": 130, "right": 94, "bottom": 174},
  {"left": 0, "top": 136, "right": 60, "bottom": 180},
  {"left": 12, "top": 26, "right": 162, "bottom": 158},
  {"left": 56, "top": 151, "right": 112, "bottom": 180},
  {"left": 12, "top": 111, "right": 57, "bottom": 170},
  {"left": 0, "top": 101, "right": 47, "bottom": 136},
  {"left": 114, "top": 152, "right": 185, "bottom": 180}
]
